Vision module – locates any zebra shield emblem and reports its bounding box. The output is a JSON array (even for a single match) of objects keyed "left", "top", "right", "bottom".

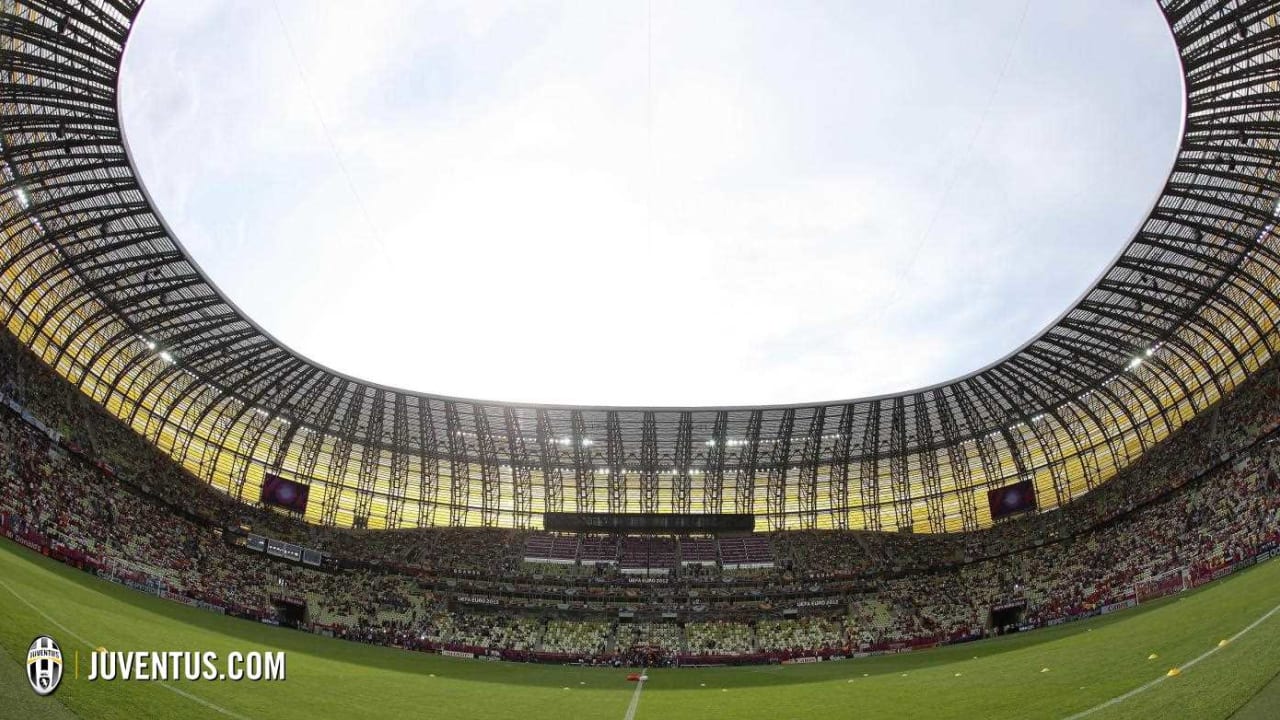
[{"left": 26, "top": 636, "right": 62, "bottom": 696}]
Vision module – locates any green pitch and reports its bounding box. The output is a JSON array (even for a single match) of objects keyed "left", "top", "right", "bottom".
[{"left": 0, "top": 542, "right": 1278, "bottom": 720}]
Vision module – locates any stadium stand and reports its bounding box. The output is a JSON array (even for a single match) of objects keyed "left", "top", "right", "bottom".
[
  {"left": 578, "top": 535, "right": 619, "bottom": 564},
  {"left": 679, "top": 537, "right": 718, "bottom": 565},
  {"left": 523, "top": 534, "right": 578, "bottom": 564},
  {"left": 1, "top": 332, "right": 1279, "bottom": 666},
  {"left": 620, "top": 536, "right": 676, "bottom": 573},
  {"left": 685, "top": 621, "right": 755, "bottom": 656},
  {"left": 718, "top": 536, "right": 774, "bottom": 569}
]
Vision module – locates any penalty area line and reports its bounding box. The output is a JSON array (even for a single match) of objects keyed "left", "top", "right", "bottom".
[
  {"left": 0, "top": 577, "right": 252, "bottom": 720},
  {"left": 1062, "top": 599, "right": 1280, "bottom": 720}
]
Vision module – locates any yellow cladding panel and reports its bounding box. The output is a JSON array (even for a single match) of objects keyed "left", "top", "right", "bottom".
[{"left": 0, "top": 13, "right": 1278, "bottom": 530}]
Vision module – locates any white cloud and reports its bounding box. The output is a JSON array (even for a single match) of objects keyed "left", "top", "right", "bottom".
[{"left": 120, "top": 0, "right": 1182, "bottom": 406}]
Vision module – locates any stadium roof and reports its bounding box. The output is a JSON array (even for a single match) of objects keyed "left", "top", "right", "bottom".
[
  {"left": 1, "top": 0, "right": 1279, "bottom": 531},
  {"left": 118, "top": 1, "right": 1181, "bottom": 410}
]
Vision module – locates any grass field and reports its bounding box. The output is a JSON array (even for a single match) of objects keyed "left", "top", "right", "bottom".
[{"left": 0, "top": 541, "right": 1278, "bottom": 719}]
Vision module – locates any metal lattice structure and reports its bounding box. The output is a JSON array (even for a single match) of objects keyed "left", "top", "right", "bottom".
[{"left": 2, "top": 0, "right": 1280, "bottom": 532}]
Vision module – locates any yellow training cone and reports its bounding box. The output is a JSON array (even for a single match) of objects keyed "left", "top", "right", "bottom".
[
  {"left": 1167, "top": 668, "right": 1181, "bottom": 677},
  {"left": 95, "top": 646, "right": 108, "bottom": 654},
  {"left": 1041, "top": 668, "right": 1051, "bottom": 673},
  {"left": 1218, "top": 639, "right": 1230, "bottom": 647},
  {"left": 1147, "top": 653, "right": 1158, "bottom": 660}
]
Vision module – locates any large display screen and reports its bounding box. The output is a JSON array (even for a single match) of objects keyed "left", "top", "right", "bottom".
[
  {"left": 260, "top": 474, "right": 310, "bottom": 514},
  {"left": 988, "top": 479, "right": 1037, "bottom": 520},
  {"left": 266, "top": 538, "right": 303, "bottom": 562}
]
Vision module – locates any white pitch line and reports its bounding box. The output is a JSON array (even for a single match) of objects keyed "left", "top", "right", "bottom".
[
  {"left": 1062, "top": 599, "right": 1280, "bottom": 720},
  {"left": 623, "top": 675, "right": 647, "bottom": 720},
  {"left": 0, "top": 577, "right": 252, "bottom": 720}
]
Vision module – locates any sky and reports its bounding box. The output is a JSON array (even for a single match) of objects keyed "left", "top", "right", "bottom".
[{"left": 118, "top": 0, "right": 1183, "bottom": 407}]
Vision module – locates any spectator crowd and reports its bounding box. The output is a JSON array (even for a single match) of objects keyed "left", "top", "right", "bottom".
[{"left": 1, "top": 331, "right": 1278, "bottom": 666}]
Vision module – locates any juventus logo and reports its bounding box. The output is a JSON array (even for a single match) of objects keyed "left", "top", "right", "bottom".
[{"left": 26, "top": 636, "right": 63, "bottom": 696}]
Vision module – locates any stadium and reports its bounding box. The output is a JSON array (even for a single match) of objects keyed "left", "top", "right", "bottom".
[{"left": 1, "top": 0, "right": 1280, "bottom": 717}]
